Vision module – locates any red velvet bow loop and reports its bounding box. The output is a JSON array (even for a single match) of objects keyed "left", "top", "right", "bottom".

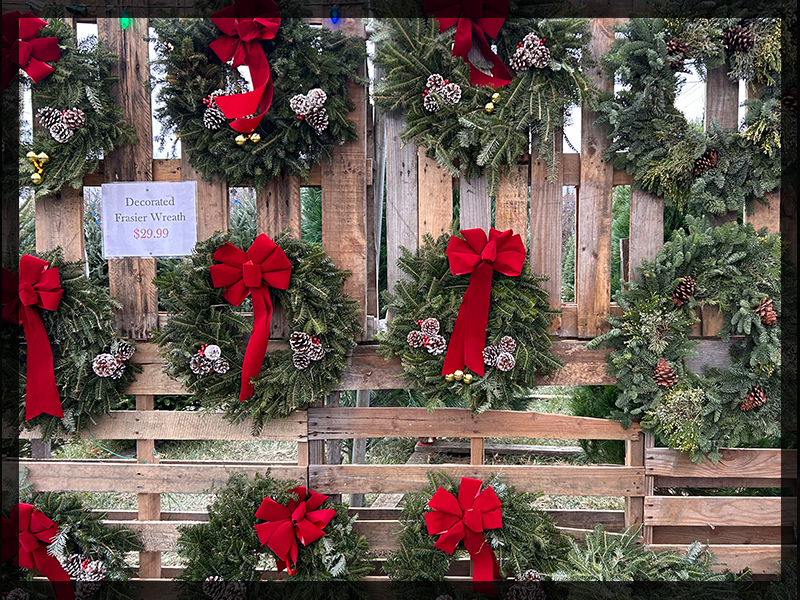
[
  {"left": 254, "top": 486, "right": 336, "bottom": 575},
  {"left": 1, "top": 504, "right": 75, "bottom": 600},
  {"left": 424, "top": 0, "right": 512, "bottom": 88},
  {"left": 2, "top": 255, "right": 64, "bottom": 420},
  {"left": 2, "top": 11, "right": 61, "bottom": 91},
  {"left": 209, "top": 0, "right": 280, "bottom": 133},
  {"left": 209, "top": 234, "right": 291, "bottom": 400},
  {"left": 425, "top": 477, "right": 503, "bottom": 593},
  {"left": 442, "top": 228, "right": 525, "bottom": 376}
]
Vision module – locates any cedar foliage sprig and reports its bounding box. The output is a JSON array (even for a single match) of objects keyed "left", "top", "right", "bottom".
[
  {"left": 152, "top": 231, "right": 361, "bottom": 431},
  {"left": 588, "top": 216, "right": 781, "bottom": 461},
  {"left": 17, "top": 19, "right": 136, "bottom": 198},
  {"left": 379, "top": 232, "right": 562, "bottom": 413}
]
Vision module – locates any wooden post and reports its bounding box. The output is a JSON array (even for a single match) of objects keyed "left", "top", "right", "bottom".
[
  {"left": 459, "top": 175, "right": 491, "bottom": 232},
  {"left": 705, "top": 66, "right": 740, "bottom": 227},
  {"left": 495, "top": 163, "right": 529, "bottom": 244},
  {"left": 641, "top": 433, "right": 655, "bottom": 544},
  {"left": 180, "top": 157, "right": 229, "bottom": 241},
  {"left": 744, "top": 84, "right": 781, "bottom": 234},
  {"left": 256, "top": 172, "right": 302, "bottom": 239},
  {"left": 624, "top": 430, "right": 645, "bottom": 531},
  {"left": 418, "top": 149, "right": 453, "bottom": 240},
  {"left": 325, "top": 392, "right": 342, "bottom": 503},
  {"left": 628, "top": 191, "right": 663, "bottom": 282},
  {"left": 349, "top": 389, "right": 370, "bottom": 507},
  {"left": 135, "top": 394, "right": 160, "bottom": 578}
]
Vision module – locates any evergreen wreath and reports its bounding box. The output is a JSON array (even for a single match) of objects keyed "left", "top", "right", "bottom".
[
  {"left": 152, "top": 230, "right": 361, "bottom": 431},
  {"left": 378, "top": 232, "right": 563, "bottom": 413},
  {"left": 16, "top": 17, "right": 136, "bottom": 198},
  {"left": 2, "top": 249, "right": 141, "bottom": 441},
  {"left": 588, "top": 216, "right": 782, "bottom": 462},
  {"left": 595, "top": 18, "right": 786, "bottom": 216},
  {"left": 149, "top": 0, "right": 366, "bottom": 189},
  {"left": 371, "top": 12, "right": 593, "bottom": 195},
  {"left": 176, "top": 472, "right": 372, "bottom": 592}
]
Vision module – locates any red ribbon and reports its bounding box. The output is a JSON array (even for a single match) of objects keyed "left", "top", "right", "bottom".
[
  {"left": 2, "top": 11, "right": 61, "bottom": 91},
  {"left": 442, "top": 228, "right": 525, "bottom": 377},
  {"left": 208, "top": 0, "right": 281, "bottom": 133},
  {"left": 424, "top": 0, "right": 512, "bottom": 88},
  {"left": 209, "top": 234, "right": 291, "bottom": 400},
  {"left": 425, "top": 477, "right": 503, "bottom": 594},
  {"left": 1, "top": 503, "right": 75, "bottom": 600},
  {"left": 2, "top": 256, "right": 64, "bottom": 420},
  {"left": 254, "top": 486, "right": 336, "bottom": 575}
]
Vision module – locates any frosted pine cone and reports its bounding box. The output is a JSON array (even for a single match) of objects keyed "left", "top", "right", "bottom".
[
  {"left": 109, "top": 361, "right": 126, "bottom": 380},
  {"left": 62, "top": 108, "right": 86, "bottom": 130},
  {"left": 50, "top": 121, "right": 74, "bottom": 143},
  {"left": 426, "top": 73, "right": 446, "bottom": 90},
  {"left": 224, "top": 581, "right": 247, "bottom": 600},
  {"left": 203, "top": 344, "right": 222, "bottom": 360},
  {"left": 6, "top": 589, "right": 30, "bottom": 600},
  {"left": 190, "top": 354, "right": 213, "bottom": 375},
  {"left": 203, "top": 104, "right": 227, "bottom": 130},
  {"left": 407, "top": 330, "right": 427, "bottom": 348},
  {"left": 36, "top": 106, "right": 63, "bottom": 128},
  {"left": 60, "top": 554, "right": 89, "bottom": 578},
  {"left": 305, "top": 107, "right": 329, "bottom": 132},
  {"left": 506, "top": 581, "right": 546, "bottom": 600},
  {"left": 530, "top": 45, "right": 551, "bottom": 68},
  {"left": 305, "top": 88, "right": 327, "bottom": 108},
  {"left": 440, "top": 82, "right": 462, "bottom": 104},
  {"left": 483, "top": 345, "right": 501, "bottom": 367},
  {"left": 290, "top": 93, "right": 311, "bottom": 116},
  {"left": 740, "top": 385, "right": 767, "bottom": 411},
  {"left": 653, "top": 358, "right": 677, "bottom": 387},
  {"left": 670, "top": 276, "right": 696, "bottom": 307},
  {"left": 81, "top": 560, "right": 107, "bottom": 581},
  {"left": 212, "top": 358, "right": 230, "bottom": 374},
  {"left": 496, "top": 351, "right": 516, "bottom": 372},
  {"left": 419, "top": 318, "right": 440, "bottom": 336},
  {"left": 509, "top": 48, "right": 533, "bottom": 71},
  {"left": 307, "top": 342, "right": 325, "bottom": 362},
  {"left": 293, "top": 352, "right": 311, "bottom": 370},
  {"left": 203, "top": 575, "right": 227, "bottom": 599},
  {"left": 519, "top": 569, "right": 543, "bottom": 583},
  {"left": 423, "top": 92, "right": 440, "bottom": 113},
  {"left": 425, "top": 334, "right": 447, "bottom": 355},
  {"left": 498, "top": 335, "right": 517, "bottom": 354},
  {"left": 111, "top": 339, "right": 135, "bottom": 361},
  {"left": 290, "top": 331, "right": 313, "bottom": 353},
  {"left": 755, "top": 297, "right": 777, "bottom": 326},
  {"left": 92, "top": 353, "right": 119, "bottom": 378},
  {"left": 75, "top": 580, "right": 103, "bottom": 598}
]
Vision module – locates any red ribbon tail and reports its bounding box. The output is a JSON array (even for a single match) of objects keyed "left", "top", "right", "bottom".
[
  {"left": 240, "top": 286, "right": 272, "bottom": 401},
  {"left": 469, "top": 25, "right": 512, "bottom": 88},
  {"left": 33, "top": 545, "right": 75, "bottom": 600},
  {"left": 442, "top": 262, "right": 493, "bottom": 376},
  {"left": 465, "top": 530, "right": 499, "bottom": 595},
  {"left": 21, "top": 305, "right": 63, "bottom": 420}
]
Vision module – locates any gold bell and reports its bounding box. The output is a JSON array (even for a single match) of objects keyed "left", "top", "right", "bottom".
[
  {"left": 445, "top": 373, "right": 455, "bottom": 383},
  {"left": 249, "top": 132, "right": 261, "bottom": 143},
  {"left": 31, "top": 172, "right": 43, "bottom": 185},
  {"left": 491, "top": 92, "right": 501, "bottom": 103},
  {"left": 463, "top": 373, "right": 474, "bottom": 384},
  {"left": 235, "top": 134, "right": 247, "bottom": 146},
  {"left": 454, "top": 369, "right": 464, "bottom": 381},
  {"left": 37, "top": 152, "right": 50, "bottom": 163},
  {"left": 484, "top": 102, "right": 495, "bottom": 114},
  {"left": 26, "top": 151, "right": 38, "bottom": 161}
]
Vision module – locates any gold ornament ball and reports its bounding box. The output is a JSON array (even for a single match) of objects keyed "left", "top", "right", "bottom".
[
  {"left": 491, "top": 92, "right": 501, "bottom": 103},
  {"left": 484, "top": 102, "right": 495, "bottom": 114},
  {"left": 250, "top": 132, "right": 261, "bottom": 143},
  {"left": 37, "top": 152, "right": 50, "bottom": 163},
  {"left": 235, "top": 134, "right": 247, "bottom": 146},
  {"left": 26, "top": 151, "right": 38, "bottom": 161},
  {"left": 30, "top": 172, "right": 43, "bottom": 185},
  {"left": 454, "top": 369, "right": 464, "bottom": 381},
  {"left": 445, "top": 373, "right": 455, "bottom": 382},
  {"left": 463, "top": 373, "right": 474, "bottom": 384}
]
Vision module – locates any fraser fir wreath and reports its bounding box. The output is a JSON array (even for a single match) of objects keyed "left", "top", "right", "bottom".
[
  {"left": 378, "top": 231, "right": 563, "bottom": 413},
  {"left": 14, "top": 16, "right": 136, "bottom": 198},
  {"left": 372, "top": 10, "right": 593, "bottom": 195},
  {"left": 176, "top": 472, "right": 371, "bottom": 593},
  {"left": 588, "top": 216, "right": 782, "bottom": 462},
  {"left": 595, "top": 18, "right": 786, "bottom": 216},
  {"left": 1, "top": 250, "right": 140, "bottom": 441},
  {"left": 150, "top": 0, "right": 366, "bottom": 189},
  {"left": 152, "top": 230, "right": 361, "bottom": 431}
]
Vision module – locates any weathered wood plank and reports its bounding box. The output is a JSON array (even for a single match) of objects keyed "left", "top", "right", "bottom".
[
  {"left": 417, "top": 150, "right": 454, "bottom": 241},
  {"left": 644, "top": 496, "right": 792, "bottom": 527},
  {"left": 628, "top": 190, "right": 663, "bottom": 282},
  {"left": 34, "top": 188, "right": 85, "bottom": 263},
  {"left": 180, "top": 157, "right": 228, "bottom": 242},
  {"left": 135, "top": 395, "right": 160, "bottom": 577},
  {"left": 648, "top": 544, "right": 790, "bottom": 575},
  {"left": 257, "top": 172, "right": 302, "bottom": 239},
  {"left": 705, "top": 65, "right": 740, "bottom": 227},
  {"left": 106, "top": 520, "right": 203, "bottom": 553},
  {"left": 645, "top": 448, "right": 795, "bottom": 479},
  {"left": 309, "top": 464, "right": 645, "bottom": 496},
  {"left": 651, "top": 526, "right": 793, "bottom": 545},
  {"left": 414, "top": 441, "right": 582, "bottom": 457},
  {"left": 625, "top": 431, "right": 645, "bottom": 528},
  {"left": 495, "top": 163, "right": 529, "bottom": 241},
  {"left": 459, "top": 175, "right": 491, "bottom": 232},
  {"left": 654, "top": 476, "right": 787, "bottom": 489}
]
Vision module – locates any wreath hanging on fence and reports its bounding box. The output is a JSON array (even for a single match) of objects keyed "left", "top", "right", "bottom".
[
  {"left": 152, "top": 230, "right": 361, "bottom": 431},
  {"left": 588, "top": 216, "right": 782, "bottom": 462},
  {"left": 1, "top": 250, "right": 141, "bottom": 441},
  {"left": 378, "top": 230, "right": 563, "bottom": 413},
  {"left": 150, "top": 0, "right": 366, "bottom": 190},
  {"left": 372, "top": 9, "right": 593, "bottom": 195},
  {"left": 9, "top": 14, "right": 137, "bottom": 198},
  {"left": 2, "top": 471, "right": 143, "bottom": 600},
  {"left": 595, "top": 17, "right": 789, "bottom": 216},
  {"left": 176, "top": 472, "right": 372, "bottom": 597}
]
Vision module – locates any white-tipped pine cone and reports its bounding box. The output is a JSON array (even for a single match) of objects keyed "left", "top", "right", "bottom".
[
  {"left": 62, "top": 108, "right": 86, "bottom": 130},
  {"left": 290, "top": 93, "right": 311, "bottom": 116},
  {"left": 307, "top": 342, "right": 325, "bottom": 362},
  {"left": 109, "top": 361, "right": 126, "bottom": 380},
  {"left": 224, "top": 581, "right": 247, "bottom": 600},
  {"left": 419, "top": 318, "right": 440, "bottom": 336},
  {"left": 290, "top": 331, "right": 313, "bottom": 353},
  {"left": 212, "top": 358, "right": 230, "bottom": 374},
  {"left": 425, "top": 334, "right": 447, "bottom": 355},
  {"left": 305, "top": 88, "right": 327, "bottom": 108},
  {"left": 423, "top": 93, "right": 440, "bottom": 112},
  {"left": 483, "top": 345, "right": 501, "bottom": 367},
  {"left": 81, "top": 560, "right": 107, "bottom": 581},
  {"left": 6, "top": 589, "right": 30, "bottom": 600},
  {"left": 407, "top": 330, "right": 427, "bottom": 348},
  {"left": 530, "top": 45, "right": 551, "bottom": 68},
  {"left": 202, "top": 575, "right": 227, "bottom": 599},
  {"left": 305, "top": 107, "right": 329, "bottom": 132},
  {"left": 111, "top": 339, "right": 135, "bottom": 361},
  {"left": 36, "top": 106, "right": 63, "bottom": 128},
  {"left": 74, "top": 581, "right": 103, "bottom": 599},
  {"left": 190, "top": 354, "right": 213, "bottom": 375},
  {"left": 426, "top": 73, "right": 446, "bottom": 90},
  {"left": 293, "top": 352, "right": 311, "bottom": 370},
  {"left": 203, "top": 344, "right": 222, "bottom": 360},
  {"left": 440, "top": 82, "right": 461, "bottom": 104},
  {"left": 50, "top": 121, "right": 74, "bottom": 143},
  {"left": 495, "top": 351, "right": 516, "bottom": 372},
  {"left": 498, "top": 335, "right": 517, "bottom": 354},
  {"left": 92, "top": 353, "right": 119, "bottom": 378},
  {"left": 59, "top": 554, "right": 89, "bottom": 577},
  {"left": 203, "top": 104, "right": 227, "bottom": 130}
]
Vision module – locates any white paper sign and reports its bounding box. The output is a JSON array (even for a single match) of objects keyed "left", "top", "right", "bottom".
[{"left": 101, "top": 181, "right": 197, "bottom": 258}]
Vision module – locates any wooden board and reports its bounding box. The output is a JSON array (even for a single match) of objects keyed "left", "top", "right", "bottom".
[
  {"left": 417, "top": 149, "right": 453, "bottom": 241},
  {"left": 644, "top": 496, "right": 793, "bottom": 527},
  {"left": 257, "top": 172, "right": 302, "bottom": 239},
  {"left": 645, "top": 448, "right": 795, "bottom": 479},
  {"left": 654, "top": 476, "right": 788, "bottom": 489},
  {"left": 648, "top": 544, "right": 790, "bottom": 575},
  {"left": 459, "top": 175, "right": 491, "bottom": 232},
  {"left": 627, "top": 190, "right": 663, "bottom": 282},
  {"left": 495, "top": 163, "right": 529, "bottom": 242},
  {"left": 307, "top": 407, "right": 642, "bottom": 440},
  {"left": 309, "top": 464, "right": 645, "bottom": 496},
  {"left": 180, "top": 156, "right": 228, "bottom": 241},
  {"left": 651, "top": 526, "right": 794, "bottom": 545},
  {"left": 705, "top": 65, "right": 740, "bottom": 227},
  {"left": 34, "top": 187, "right": 85, "bottom": 262}
]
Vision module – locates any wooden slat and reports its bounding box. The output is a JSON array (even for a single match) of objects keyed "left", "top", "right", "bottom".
[
  {"left": 309, "top": 464, "right": 644, "bottom": 496},
  {"left": 625, "top": 431, "right": 645, "bottom": 528},
  {"left": 654, "top": 476, "right": 787, "bottom": 489},
  {"left": 459, "top": 175, "right": 491, "bottom": 232},
  {"left": 648, "top": 544, "right": 790, "bottom": 575},
  {"left": 105, "top": 520, "right": 204, "bottom": 553},
  {"left": 646, "top": 448, "right": 795, "bottom": 479},
  {"left": 627, "top": 190, "right": 663, "bottom": 282},
  {"left": 651, "top": 526, "right": 794, "bottom": 545},
  {"left": 705, "top": 65, "right": 740, "bottom": 227},
  {"left": 308, "top": 407, "right": 641, "bottom": 440},
  {"left": 180, "top": 157, "right": 228, "bottom": 242},
  {"left": 644, "top": 496, "right": 793, "bottom": 527},
  {"left": 257, "top": 172, "right": 302, "bottom": 239},
  {"left": 537, "top": 339, "right": 616, "bottom": 386},
  {"left": 494, "top": 163, "right": 529, "bottom": 241},
  {"left": 417, "top": 149, "right": 454, "bottom": 241},
  {"left": 135, "top": 394, "right": 160, "bottom": 577},
  {"left": 35, "top": 188, "right": 85, "bottom": 262}
]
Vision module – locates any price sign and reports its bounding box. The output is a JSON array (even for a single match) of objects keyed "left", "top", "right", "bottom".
[{"left": 101, "top": 181, "right": 197, "bottom": 258}]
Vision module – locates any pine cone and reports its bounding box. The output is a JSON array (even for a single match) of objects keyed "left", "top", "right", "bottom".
[
  {"left": 6, "top": 589, "right": 30, "bottom": 600},
  {"left": 423, "top": 92, "right": 440, "bottom": 113},
  {"left": 305, "top": 88, "right": 327, "bottom": 108},
  {"left": 722, "top": 24, "right": 754, "bottom": 52},
  {"left": 109, "top": 361, "right": 126, "bottom": 380},
  {"left": 290, "top": 331, "right": 313, "bottom": 354},
  {"left": 496, "top": 351, "right": 516, "bottom": 372},
  {"left": 36, "top": 106, "right": 63, "bottom": 128},
  {"left": 483, "top": 345, "right": 501, "bottom": 366},
  {"left": 62, "top": 108, "right": 86, "bottom": 130},
  {"left": 305, "top": 107, "right": 329, "bottom": 132},
  {"left": 419, "top": 317, "right": 440, "bottom": 336},
  {"left": 293, "top": 352, "right": 311, "bottom": 370},
  {"left": 111, "top": 339, "right": 135, "bottom": 361},
  {"left": 81, "top": 560, "right": 107, "bottom": 581},
  {"left": 692, "top": 149, "right": 718, "bottom": 176},
  {"left": 50, "top": 121, "right": 75, "bottom": 143},
  {"left": 74, "top": 580, "right": 103, "bottom": 599},
  {"left": 518, "top": 569, "right": 543, "bottom": 583},
  {"left": 440, "top": 82, "right": 462, "bottom": 104},
  {"left": 670, "top": 276, "right": 696, "bottom": 307},
  {"left": 506, "top": 582, "right": 546, "bottom": 600},
  {"left": 203, "top": 104, "right": 227, "bottom": 130},
  {"left": 290, "top": 93, "right": 311, "bottom": 116},
  {"left": 307, "top": 342, "right": 325, "bottom": 362},
  {"left": 653, "top": 358, "right": 678, "bottom": 387},
  {"left": 190, "top": 354, "right": 213, "bottom": 375},
  {"left": 666, "top": 38, "right": 688, "bottom": 69},
  {"left": 740, "top": 385, "right": 767, "bottom": 411},
  {"left": 509, "top": 49, "right": 533, "bottom": 71},
  {"left": 92, "top": 353, "right": 119, "bottom": 378},
  {"left": 407, "top": 330, "right": 428, "bottom": 348},
  {"left": 211, "top": 358, "right": 230, "bottom": 374},
  {"left": 530, "top": 45, "right": 551, "bottom": 69},
  {"left": 426, "top": 73, "right": 446, "bottom": 90},
  {"left": 434, "top": 595, "right": 454, "bottom": 600},
  {"left": 498, "top": 335, "right": 517, "bottom": 354},
  {"left": 203, "top": 575, "right": 228, "bottom": 599},
  {"left": 425, "top": 334, "right": 447, "bottom": 355},
  {"left": 755, "top": 297, "right": 777, "bottom": 326},
  {"left": 222, "top": 581, "right": 246, "bottom": 600},
  {"left": 60, "top": 554, "right": 89, "bottom": 578}
]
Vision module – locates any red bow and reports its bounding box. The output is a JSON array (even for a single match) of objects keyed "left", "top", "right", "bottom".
[
  {"left": 2, "top": 503, "right": 75, "bottom": 600},
  {"left": 209, "top": 234, "right": 291, "bottom": 400},
  {"left": 424, "top": 0, "right": 512, "bottom": 88},
  {"left": 254, "top": 486, "right": 336, "bottom": 575},
  {"left": 209, "top": 0, "right": 280, "bottom": 133},
  {"left": 2, "top": 11, "right": 61, "bottom": 90},
  {"left": 2, "top": 255, "right": 64, "bottom": 420},
  {"left": 425, "top": 477, "right": 503, "bottom": 594},
  {"left": 442, "top": 228, "right": 525, "bottom": 376}
]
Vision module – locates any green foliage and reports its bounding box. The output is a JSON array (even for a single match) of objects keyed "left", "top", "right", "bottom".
[
  {"left": 150, "top": 0, "right": 366, "bottom": 188},
  {"left": 17, "top": 19, "right": 136, "bottom": 198},
  {"left": 567, "top": 387, "right": 625, "bottom": 464},
  {"left": 152, "top": 231, "right": 362, "bottom": 430},
  {"left": 588, "top": 216, "right": 782, "bottom": 460},
  {"left": 372, "top": 15, "right": 594, "bottom": 195},
  {"left": 378, "top": 232, "right": 563, "bottom": 413}
]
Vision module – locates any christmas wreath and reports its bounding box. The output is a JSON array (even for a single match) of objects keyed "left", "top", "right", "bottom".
[
  {"left": 383, "top": 471, "right": 570, "bottom": 597},
  {"left": 595, "top": 18, "right": 789, "bottom": 216},
  {"left": 176, "top": 472, "right": 372, "bottom": 597},
  {"left": 1, "top": 251, "right": 141, "bottom": 440},
  {"left": 588, "top": 216, "right": 782, "bottom": 462},
  {"left": 378, "top": 229, "right": 563, "bottom": 413},
  {"left": 152, "top": 230, "right": 361, "bottom": 430},
  {"left": 149, "top": 0, "right": 366, "bottom": 189},
  {"left": 372, "top": 5, "right": 593, "bottom": 194},
  {"left": 2, "top": 472, "right": 143, "bottom": 600},
  {"left": 9, "top": 14, "right": 136, "bottom": 198}
]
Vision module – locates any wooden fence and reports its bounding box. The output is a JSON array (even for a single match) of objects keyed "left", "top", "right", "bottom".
[{"left": 5, "top": 8, "right": 794, "bottom": 588}]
